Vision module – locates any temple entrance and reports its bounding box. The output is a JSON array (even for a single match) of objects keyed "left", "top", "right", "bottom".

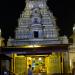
[
  {"left": 11, "top": 52, "right": 62, "bottom": 75},
  {"left": 27, "top": 56, "right": 47, "bottom": 75}
]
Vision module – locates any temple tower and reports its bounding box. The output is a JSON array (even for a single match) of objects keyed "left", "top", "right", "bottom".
[
  {"left": 6, "top": 0, "right": 70, "bottom": 74},
  {"left": 10, "top": 0, "right": 61, "bottom": 46}
]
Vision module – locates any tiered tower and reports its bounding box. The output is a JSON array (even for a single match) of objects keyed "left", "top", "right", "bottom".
[{"left": 10, "top": 0, "right": 61, "bottom": 46}]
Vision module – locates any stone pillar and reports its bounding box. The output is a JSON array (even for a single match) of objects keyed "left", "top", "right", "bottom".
[
  {"left": 60, "top": 52, "right": 64, "bottom": 74},
  {"left": 63, "top": 51, "right": 70, "bottom": 73},
  {"left": 45, "top": 56, "right": 50, "bottom": 74},
  {"left": 69, "top": 46, "right": 75, "bottom": 73},
  {"left": 10, "top": 54, "right": 15, "bottom": 74}
]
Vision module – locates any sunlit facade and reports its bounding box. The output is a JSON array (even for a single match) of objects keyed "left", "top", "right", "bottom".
[{"left": 3, "top": 0, "right": 70, "bottom": 75}]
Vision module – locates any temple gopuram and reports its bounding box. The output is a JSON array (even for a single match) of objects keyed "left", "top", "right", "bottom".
[{"left": 1, "top": 0, "right": 70, "bottom": 75}]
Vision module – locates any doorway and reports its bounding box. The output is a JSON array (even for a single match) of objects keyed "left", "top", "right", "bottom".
[
  {"left": 27, "top": 56, "right": 47, "bottom": 75},
  {"left": 12, "top": 53, "right": 61, "bottom": 75},
  {"left": 34, "top": 31, "right": 39, "bottom": 38}
]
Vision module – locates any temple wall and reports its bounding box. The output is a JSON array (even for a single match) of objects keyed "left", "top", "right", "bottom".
[
  {"left": 63, "top": 52, "right": 70, "bottom": 73},
  {"left": 69, "top": 47, "right": 75, "bottom": 73},
  {"left": 14, "top": 54, "right": 27, "bottom": 75},
  {"left": 45, "top": 52, "right": 61, "bottom": 74}
]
